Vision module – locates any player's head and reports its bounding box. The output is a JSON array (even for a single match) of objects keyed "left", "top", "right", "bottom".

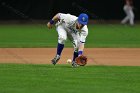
[{"left": 78, "top": 13, "right": 89, "bottom": 25}]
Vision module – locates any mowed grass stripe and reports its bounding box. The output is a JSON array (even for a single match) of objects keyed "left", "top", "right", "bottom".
[
  {"left": 0, "top": 24, "right": 140, "bottom": 47},
  {"left": 0, "top": 64, "right": 140, "bottom": 93}
]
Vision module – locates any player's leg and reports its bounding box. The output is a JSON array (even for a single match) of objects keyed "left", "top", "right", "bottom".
[
  {"left": 121, "top": 16, "right": 129, "bottom": 24},
  {"left": 129, "top": 10, "right": 134, "bottom": 26},
  {"left": 121, "top": 10, "right": 130, "bottom": 24},
  {"left": 68, "top": 33, "right": 79, "bottom": 67},
  {"left": 67, "top": 33, "right": 78, "bottom": 61},
  {"left": 51, "top": 26, "right": 67, "bottom": 65},
  {"left": 72, "top": 40, "right": 79, "bottom": 67},
  {"left": 72, "top": 40, "right": 78, "bottom": 62},
  {"left": 121, "top": 7, "right": 129, "bottom": 24}
]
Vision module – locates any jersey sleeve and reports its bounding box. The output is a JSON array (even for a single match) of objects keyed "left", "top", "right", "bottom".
[
  {"left": 80, "top": 25, "right": 88, "bottom": 43},
  {"left": 57, "top": 13, "right": 77, "bottom": 23},
  {"left": 57, "top": 13, "right": 67, "bottom": 20}
]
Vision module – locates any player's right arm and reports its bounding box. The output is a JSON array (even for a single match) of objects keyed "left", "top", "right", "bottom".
[{"left": 47, "top": 13, "right": 60, "bottom": 29}]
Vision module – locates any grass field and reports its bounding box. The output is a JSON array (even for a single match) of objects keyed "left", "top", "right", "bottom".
[
  {"left": 0, "top": 64, "right": 140, "bottom": 93},
  {"left": 0, "top": 24, "right": 140, "bottom": 48}
]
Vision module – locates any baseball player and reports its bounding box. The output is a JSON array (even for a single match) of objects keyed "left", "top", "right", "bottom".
[
  {"left": 47, "top": 13, "right": 88, "bottom": 67},
  {"left": 121, "top": 0, "right": 135, "bottom": 26}
]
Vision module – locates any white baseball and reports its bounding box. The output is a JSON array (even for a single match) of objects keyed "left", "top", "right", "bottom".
[{"left": 67, "top": 59, "right": 72, "bottom": 64}]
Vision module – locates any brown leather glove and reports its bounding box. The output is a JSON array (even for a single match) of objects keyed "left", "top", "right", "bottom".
[{"left": 75, "top": 55, "right": 87, "bottom": 66}]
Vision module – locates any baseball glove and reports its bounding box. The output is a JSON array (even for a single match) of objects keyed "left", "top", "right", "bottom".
[{"left": 75, "top": 55, "right": 87, "bottom": 66}]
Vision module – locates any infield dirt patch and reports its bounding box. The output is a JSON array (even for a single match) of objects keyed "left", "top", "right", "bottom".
[{"left": 0, "top": 48, "right": 140, "bottom": 66}]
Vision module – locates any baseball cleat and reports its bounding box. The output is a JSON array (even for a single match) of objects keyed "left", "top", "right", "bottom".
[
  {"left": 72, "top": 61, "right": 79, "bottom": 67},
  {"left": 51, "top": 55, "right": 60, "bottom": 65}
]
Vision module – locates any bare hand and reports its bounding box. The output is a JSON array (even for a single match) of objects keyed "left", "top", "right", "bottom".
[{"left": 47, "top": 22, "right": 53, "bottom": 29}]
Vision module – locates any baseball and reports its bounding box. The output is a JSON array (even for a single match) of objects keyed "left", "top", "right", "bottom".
[{"left": 67, "top": 59, "right": 72, "bottom": 64}]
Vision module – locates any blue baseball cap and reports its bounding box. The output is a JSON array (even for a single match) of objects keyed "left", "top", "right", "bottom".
[{"left": 78, "top": 13, "right": 88, "bottom": 25}]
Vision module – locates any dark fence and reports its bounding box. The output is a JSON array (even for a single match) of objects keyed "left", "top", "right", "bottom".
[{"left": 0, "top": 0, "right": 140, "bottom": 20}]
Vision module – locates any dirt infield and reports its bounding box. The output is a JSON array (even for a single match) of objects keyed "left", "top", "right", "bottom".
[{"left": 0, "top": 48, "right": 140, "bottom": 66}]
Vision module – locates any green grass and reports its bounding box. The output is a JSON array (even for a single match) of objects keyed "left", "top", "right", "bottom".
[
  {"left": 90, "top": 24, "right": 140, "bottom": 47},
  {"left": 0, "top": 64, "right": 140, "bottom": 93},
  {"left": 0, "top": 24, "right": 140, "bottom": 47}
]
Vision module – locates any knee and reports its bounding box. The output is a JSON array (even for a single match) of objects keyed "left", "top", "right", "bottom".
[{"left": 58, "top": 35, "right": 67, "bottom": 44}]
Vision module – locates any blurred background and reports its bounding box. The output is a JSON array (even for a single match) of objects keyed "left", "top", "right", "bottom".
[{"left": 0, "top": 0, "right": 140, "bottom": 21}]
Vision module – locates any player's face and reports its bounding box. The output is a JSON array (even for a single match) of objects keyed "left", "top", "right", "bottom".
[{"left": 76, "top": 22, "right": 84, "bottom": 29}]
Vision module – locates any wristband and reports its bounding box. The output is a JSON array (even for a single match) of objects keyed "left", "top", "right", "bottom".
[
  {"left": 49, "top": 19, "right": 54, "bottom": 24},
  {"left": 78, "top": 51, "right": 83, "bottom": 56}
]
